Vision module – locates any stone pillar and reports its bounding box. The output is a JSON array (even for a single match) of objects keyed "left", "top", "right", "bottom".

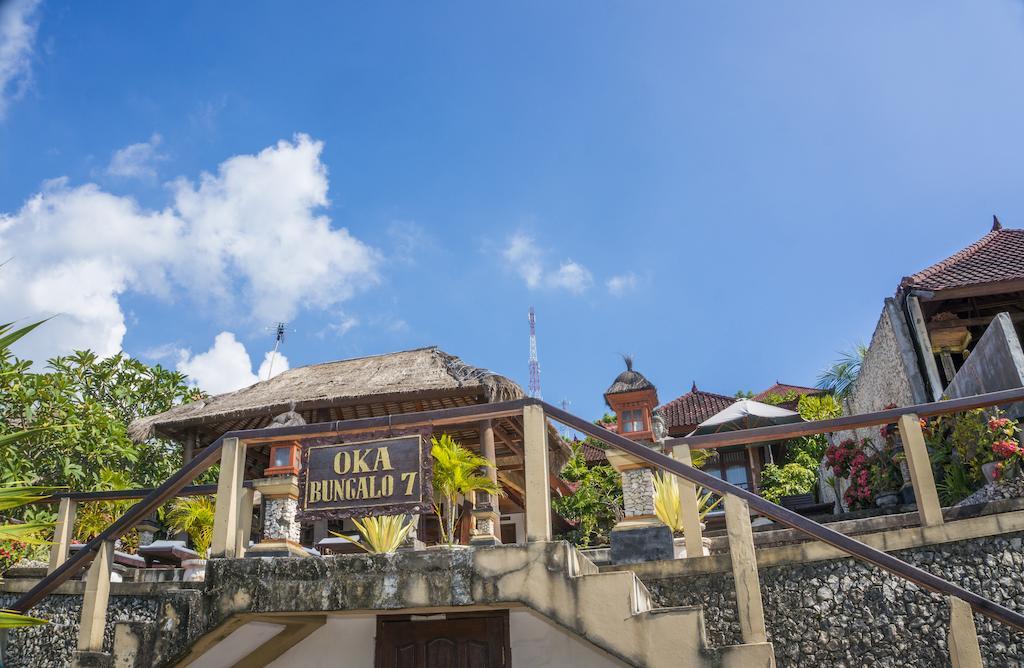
[
  {"left": 246, "top": 476, "right": 308, "bottom": 558},
  {"left": 898, "top": 413, "right": 944, "bottom": 527},
  {"left": 211, "top": 437, "right": 245, "bottom": 559},
  {"left": 78, "top": 541, "right": 115, "bottom": 653},
  {"left": 523, "top": 404, "right": 552, "bottom": 542},
  {"left": 48, "top": 497, "right": 77, "bottom": 574},
  {"left": 725, "top": 495, "right": 767, "bottom": 644},
  {"left": 672, "top": 443, "right": 706, "bottom": 559},
  {"left": 136, "top": 513, "right": 160, "bottom": 548},
  {"left": 607, "top": 451, "right": 673, "bottom": 564},
  {"left": 948, "top": 596, "right": 983, "bottom": 668},
  {"left": 471, "top": 420, "right": 501, "bottom": 546}
]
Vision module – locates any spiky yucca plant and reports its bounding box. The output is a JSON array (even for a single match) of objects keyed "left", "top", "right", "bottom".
[
  {"left": 332, "top": 515, "right": 416, "bottom": 554},
  {"left": 431, "top": 434, "right": 501, "bottom": 546},
  {"left": 653, "top": 472, "right": 723, "bottom": 534}
]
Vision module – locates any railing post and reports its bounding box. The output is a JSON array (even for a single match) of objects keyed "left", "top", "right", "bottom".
[
  {"left": 523, "top": 404, "right": 552, "bottom": 542},
  {"left": 724, "top": 494, "right": 767, "bottom": 644},
  {"left": 211, "top": 437, "right": 245, "bottom": 558},
  {"left": 48, "top": 497, "right": 77, "bottom": 575},
  {"left": 671, "top": 443, "right": 705, "bottom": 558},
  {"left": 77, "top": 540, "right": 114, "bottom": 653},
  {"left": 948, "top": 596, "right": 983, "bottom": 668},
  {"left": 897, "top": 413, "right": 943, "bottom": 527},
  {"left": 234, "top": 487, "right": 255, "bottom": 557}
]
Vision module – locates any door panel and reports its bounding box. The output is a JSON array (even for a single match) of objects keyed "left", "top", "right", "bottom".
[{"left": 376, "top": 611, "right": 509, "bottom": 668}]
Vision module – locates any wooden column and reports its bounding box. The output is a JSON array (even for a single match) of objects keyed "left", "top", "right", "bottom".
[
  {"left": 672, "top": 443, "right": 705, "bottom": 558},
  {"left": 48, "top": 497, "right": 77, "bottom": 574},
  {"left": 724, "top": 495, "right": 767, "bottom": 644},
  {"left": 897, "top": 413, "right": 943, "bottom": 527},
  {"left": 948, "top": 596, "right": 983, "bottom": 668},
  {"left": 234, "top": 487, "right": 256, "bottom": 557},
  {"left": 523, "top": 405, "right": 552, "bottom": 542},
  {"left": 480, "top": 420, "right": 499, "bottom": 507},
  {"left": 211, "top": 437, "right": 245, "bottom": 558},
  {"left": 77, "top": 540, "right": 114, "bottom": 652}
]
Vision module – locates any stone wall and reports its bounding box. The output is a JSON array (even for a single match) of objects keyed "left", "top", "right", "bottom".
[
  {"left": 0, "top": 587, "right": 201, "bottom": 668},
  {"left": 822, "top": 299, "right": 930, "bottom": 505},
  {"left": 644, "top": 532, "right": 1024, "bottom": 667}
]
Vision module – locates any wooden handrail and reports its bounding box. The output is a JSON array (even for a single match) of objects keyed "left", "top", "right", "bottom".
[
  {"left": 36, "top": 484, "right": 221, "bottom": 504},
  {"left": 13, "top": 388, "right": 1024, "bottom": 635},
  {"left": 540, "top": 396, "right": 1024, "bottom": 633},
  {"left": 665, "top": 386, "right": 1024, "bottom": 450}
]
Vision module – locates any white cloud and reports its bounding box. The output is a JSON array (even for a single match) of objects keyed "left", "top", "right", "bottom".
[
  {"left": 0, "top": 0, "right": 41, "bottom": 119},
  {"left": 330, "top": 315, "right": 360, "bottom": 336},
  {"left": 606, "top": 272, "right": 638, "bottom": 297},
  {"left": 502, "top": 232, "right": 592, "bottom": 294},
  {"left": 176, "top": 331, "right": 289, "bottom": 395},
  {"left": 387, "top": 221, "right": 433, "bottom": 265},
  {"left": 548, "top": 260, "right": 592, "bottom": 294},
  {"left": 107, "top": 134, "right": 166, "bottom": 180},
  {"left": 0, "top": 134, "right": 380, "bottom": 363}
]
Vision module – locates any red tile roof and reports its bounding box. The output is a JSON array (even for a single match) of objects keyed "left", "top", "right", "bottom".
[
  {"left": 753, "top": 383, "right": 822, "bottom": 402},
  {"left": 900, "top": 220, "right": 1024, "bottom": 293},
  {"left": 579, "top": 441, "right": 609, "bottom": 465},
  {"left": 658, "top": 383, "right": 737, "bottom": 434}
]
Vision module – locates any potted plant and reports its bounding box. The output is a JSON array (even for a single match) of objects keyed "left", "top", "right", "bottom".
[
  {"left": 166, "top": 496, "right": 215, "bottom": 581},
  {"left": 430, "top": 434, "right": 501, "bottom": 547}
]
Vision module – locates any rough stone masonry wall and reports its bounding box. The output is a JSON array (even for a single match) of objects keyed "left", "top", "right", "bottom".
[
  {"left": 645, "top": 532, "right": 1024, "bottom": 668},
  {"left": 0, "top": 588, "right": 201, "bottom": 668}
]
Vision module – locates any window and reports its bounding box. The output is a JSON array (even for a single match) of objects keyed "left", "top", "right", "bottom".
[
  {"left": 621, "top": 409, "right": 645, "bottom": 433},
  {"left": 700, "top": 448, "right": 751, "bottom": 491}
]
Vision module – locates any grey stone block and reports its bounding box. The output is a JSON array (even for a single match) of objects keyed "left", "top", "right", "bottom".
[{"left": 609, "top": 523, "right": 674, "bottom": 564}]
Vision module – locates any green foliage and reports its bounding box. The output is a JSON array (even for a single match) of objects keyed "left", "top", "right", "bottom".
[
  {"left": 553, "top": 444, "right": 623, "bottom": 547},
  {"left": 0, "top": 347, "right": 206, "bottom": 502},
  {"left": 332, "top": 515, "right": 416, "bottom": 554},
  {"left": 760, "top": 390, "right": 799, "bottom": 406},
  {"left": 74, "top": 468, "right": 140, "bottom": 551},
  {"left": 0, "top": 476, "right": 55, "bottom": 628},
  {"left": 759, "top": 463, "right": 817, "bottom": 504},
  {"left": 166, "top": 496, "right": 215, "bottom": 557},
  {"left": 430, "top": 434, "right": 501, "bottom": 546},
  {"left": 734, "top": 390, "right": 755, "bottom": 399},
  {"left": 816, "top": 344, "right": 867, "bottom": 399}
]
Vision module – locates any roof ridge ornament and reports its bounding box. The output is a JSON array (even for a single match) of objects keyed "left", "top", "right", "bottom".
[{"left": 993, "top": 214, "right": 1003, "bottom": 231}]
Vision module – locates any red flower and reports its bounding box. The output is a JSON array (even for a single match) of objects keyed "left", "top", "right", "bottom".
[{"left": 993, "top": 440, "right": 1019, "bottom": 459}]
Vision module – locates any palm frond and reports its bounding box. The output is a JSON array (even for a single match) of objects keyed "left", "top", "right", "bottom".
[
  {"left": 0, "top": 609, "right": 48, "bottom": 628},
  {"left": 0, "top": 521, "right": 53, "bottom": 545},
  {"left": 0, "top": 318, "right": 51, "bottom": 351}
]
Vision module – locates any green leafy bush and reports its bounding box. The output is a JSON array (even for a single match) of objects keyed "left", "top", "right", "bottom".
[{"left": 759, "top": 463, "right": 817, "bottom": 504}]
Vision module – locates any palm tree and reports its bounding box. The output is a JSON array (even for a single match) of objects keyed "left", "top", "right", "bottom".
[
  {"left": 816, "top": 344, "right": 867, "bottom": 399},
  {"left": 166, "top": 497, "right": 215, "bottom": 557},
  {"left": 430, "top": 434, "right": 501, "bottom": 546}
]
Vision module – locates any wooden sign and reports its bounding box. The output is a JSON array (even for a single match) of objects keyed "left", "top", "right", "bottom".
[{"left": 298, "top": 435, "right": 431, "bottom": 520}]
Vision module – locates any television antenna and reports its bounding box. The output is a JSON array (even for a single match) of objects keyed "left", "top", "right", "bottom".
[{"left": 263, "top": 322, "right": 293, "bottom": 381}]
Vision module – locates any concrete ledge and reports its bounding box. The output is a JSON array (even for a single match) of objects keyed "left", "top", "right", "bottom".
[{"left": 605, "top": 508, "right": 1024, "bottom": 578}]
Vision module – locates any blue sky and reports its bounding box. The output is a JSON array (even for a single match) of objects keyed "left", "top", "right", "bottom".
[{"left": 2, "top": 1, "right": 1024, "bottom": 420}]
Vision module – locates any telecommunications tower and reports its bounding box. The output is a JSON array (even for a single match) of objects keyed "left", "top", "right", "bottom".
[
  {"left": 528, "top": 307, "right": 541, "bottom": 399},
  {"left": 264, "top": 322, "right": 288, "bottom": 381}
]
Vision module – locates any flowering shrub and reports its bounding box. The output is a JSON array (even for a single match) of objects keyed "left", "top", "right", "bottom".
[
  {"left": 825, "top": 437, "right": 904, "bottom": 511},
  {"left": 986, "top": 412, "right": 1022, "bottom": 481},
  {"left": 0, "top": 540, "right": 28, "bottom": 574}
]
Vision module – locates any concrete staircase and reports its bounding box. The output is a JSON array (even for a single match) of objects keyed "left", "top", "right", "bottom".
[{"left": 472, "top": 541, "right": 775, "bottom": 667}]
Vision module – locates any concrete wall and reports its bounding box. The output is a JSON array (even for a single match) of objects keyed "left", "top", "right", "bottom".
[
  {"left": 945, "top": 312, "right": 1024, "bottom": 417},
  {"left": 268, "top": 614, "right": 375, "bottom": 668},
  {"left": 643, "top": 531, "right": 1024, "bottom": 667}
]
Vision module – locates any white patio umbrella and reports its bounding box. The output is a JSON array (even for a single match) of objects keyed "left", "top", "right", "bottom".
[{"left": 689, "top": 399, "right": 803, "bottom": 436}]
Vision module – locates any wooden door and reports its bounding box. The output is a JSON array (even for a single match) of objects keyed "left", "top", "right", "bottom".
[{"left": 375, "top": 611, "right": 509, "bottom": 668}]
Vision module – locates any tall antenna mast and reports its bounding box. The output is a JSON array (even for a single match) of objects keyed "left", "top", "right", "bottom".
[
  {"left": 264, "top": 322, "right": 288, "bottom": 380},
  {"left": 528, "top": 307, "right": 542, "bottom": 399}
]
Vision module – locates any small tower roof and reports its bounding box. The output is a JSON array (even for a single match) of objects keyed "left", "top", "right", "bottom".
[{"left": 604, "top": 355, "right": 656, "bottom": 396}]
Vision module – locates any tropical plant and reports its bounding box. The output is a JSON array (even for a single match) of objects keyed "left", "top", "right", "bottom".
[
  {"left": 430, "top": 434, "right": 501, "bottom": 546},
  {"left": 552, "top": 443, "right": 623, "bottom": 547},
  {"left": 758, "top": 463, "right": 818, "bottom": 505},
  {"left": 816, "top": 344, "right": 867, "bottom": 399},
  {"left": 0, "top": 479, "right": 55, "bottom": 628},
  {"left": 652, "top": 472, "right": 722, "bottom": 533},
  {"left": 332, "top": 515, "right": 416, "bottom": 554},
  {"left": 165, "top": 497, "right": 215, "bottom": 557},
  {"left": 74, "top": 468, "right": 140, "bottom": 551}
]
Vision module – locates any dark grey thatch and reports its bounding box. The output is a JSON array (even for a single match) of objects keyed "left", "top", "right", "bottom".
[
  {"left": 129, "top": 347, "right": 524, "bottom": 443},
  {"left": 604, "top": 355, "right": 655, "bottom": 396}
]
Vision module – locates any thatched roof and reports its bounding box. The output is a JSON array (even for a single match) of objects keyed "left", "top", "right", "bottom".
[
  {"left": 604, "top": 355, "right": 656, "bottom": 397},
  {"left": 129, "top": 347, "right": 524, "bottom": 443}
]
